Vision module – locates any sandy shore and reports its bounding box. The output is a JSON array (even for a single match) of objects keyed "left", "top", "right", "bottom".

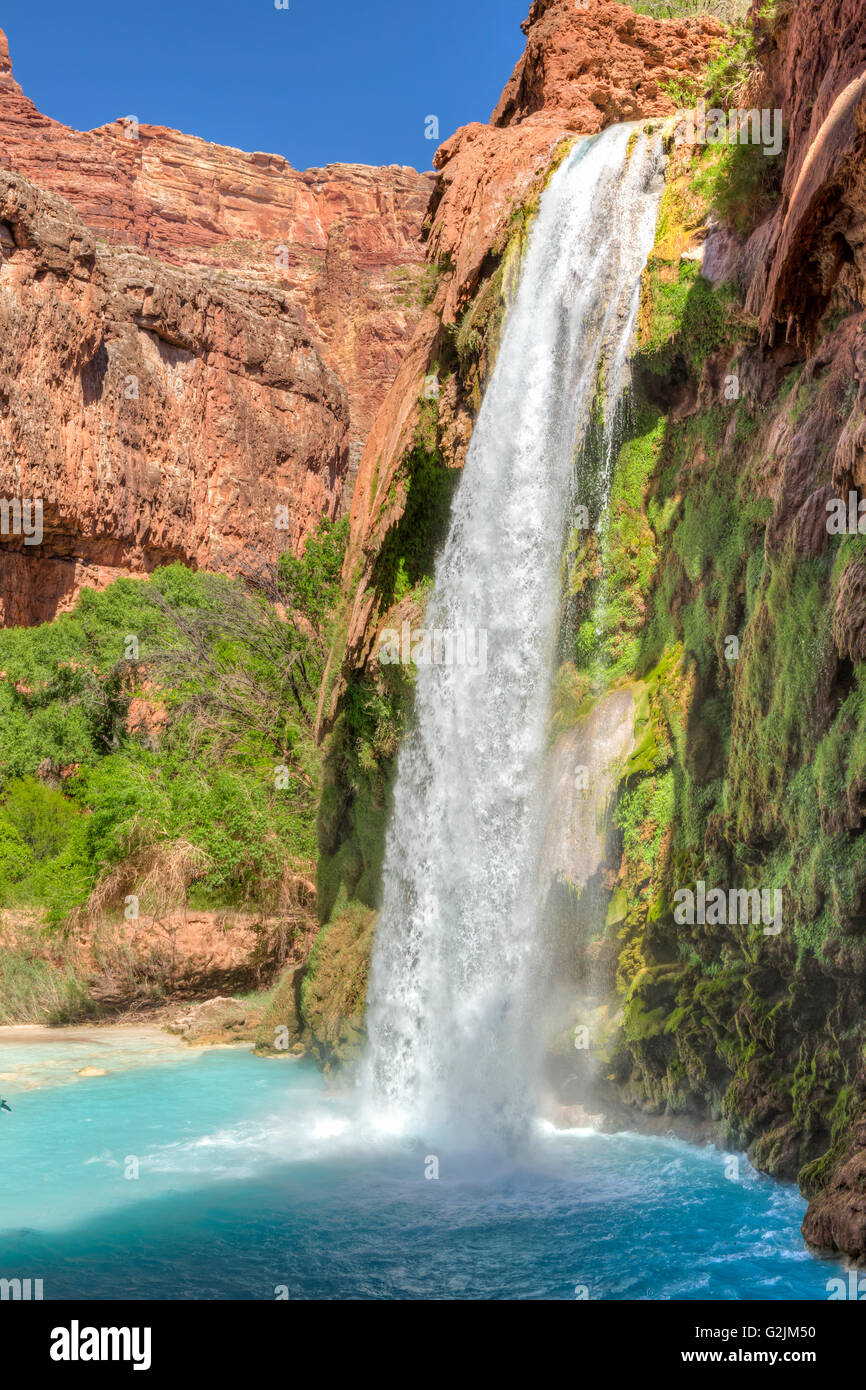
[
  {"left": 0, "top": 1022, "right": 200, "bottom": 1091},
  {"left": 0, "top": 1022, "right": 169, "bottom": 1046}
]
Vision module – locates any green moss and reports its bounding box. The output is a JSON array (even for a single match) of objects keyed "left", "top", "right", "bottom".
[
  {"left": 606, "top": 886, "right": 629, "bottom": 927},
  {"left": 578, "top": 80, "right": 866, "bottom": 1171},
  {"left": 298, "top": 901, "right": 377, "bottom": 1068},
  {"left": 562, "top": 400, "right": 668, "bottom": 700},
  {"left": 317, "top": 661, "right": 412, "bottom": 923},
  {"left": 724, "top": 548, "right": 836, "bottom": 855},
  {"left": 453, "top": 263, "right": 508, "bottom": 384},
  {"left": 641, "top": 259, "right": 736, "bottom": 378},
  {"left": 704, "top": 17, "right": 758, "bottom": 108},
  {"left": 371, "top": 407, "right": 460, "bottom": 611},
  {"left": 799, "top": 1098, "right": 866, "bottom": 1197},
  {"left": 257, "top": 902, "right": 377, "bottom": 1068},
  {"left": 616, "top": 769, "right": 676, "bottom": 877},
  {"left": 254, "top": 964, "right": 303, "bottom": 1054}
]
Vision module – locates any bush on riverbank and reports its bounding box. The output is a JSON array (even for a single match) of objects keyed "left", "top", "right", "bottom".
[{"left": 0, "top": 521, "right": 348, "bottom": 964}]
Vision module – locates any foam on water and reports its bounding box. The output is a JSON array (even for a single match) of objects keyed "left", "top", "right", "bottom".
[{"left": 0, "top": 1048, "right": 844, "bottom": 1299}]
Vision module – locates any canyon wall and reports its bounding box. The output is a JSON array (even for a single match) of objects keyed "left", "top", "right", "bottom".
[
  {"left": 0, "top": 26, "right": 433, "bottom": 621},
  {"left": 0, "top": 169, "right": 347, "bottom": 623},
  {"left": 744, "top": 0, "right": 866, "bottom": 343},
  {"left": 561, "top": 0, "right": 866, "bottom": 1266},
  {"left": 318, "top": 0, "right": 724, "bottom": 734}
]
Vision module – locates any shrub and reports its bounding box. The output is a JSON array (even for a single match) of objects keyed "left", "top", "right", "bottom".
[{"left": 0, "top": 520, "right": 350, "bottom": 929}]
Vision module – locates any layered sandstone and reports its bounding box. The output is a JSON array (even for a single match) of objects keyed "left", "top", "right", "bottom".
[
  {"left": 0, "top": 170, "right": 347, "bottom": 623},
  {"left": 0, "top": 26, "right": 434, "bottom": 463},
  {"left": 0, "top": 25, "right": 435, "bottom": 622},
  {"left": 320, "top": 0, "right": 725, "bottom": 729}
]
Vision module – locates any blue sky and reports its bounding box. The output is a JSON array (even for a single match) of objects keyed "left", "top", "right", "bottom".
[{"left": 3, "top": 0, "right": 529, "bottom": 171}]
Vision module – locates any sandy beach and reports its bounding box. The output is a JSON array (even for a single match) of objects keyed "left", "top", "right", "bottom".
[{"left": 0, "top": 1023, "right": 202, "bottom": 1091}]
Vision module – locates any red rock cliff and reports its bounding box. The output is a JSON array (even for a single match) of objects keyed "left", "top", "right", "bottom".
[
  {"left": 744, "top": 0, "right": 866, "bottom": 344},
  {"left": 319, "top": 0, "right": 724, "bottom": 731},
  {"left": 0, "top": 169, "right": 351, "bottom": 624},
  {"left": 0, "top": 26, "right": 434, "bottom": 622},
  {"left": 0, "top": 26, "right": 434, "bottom": 464}
]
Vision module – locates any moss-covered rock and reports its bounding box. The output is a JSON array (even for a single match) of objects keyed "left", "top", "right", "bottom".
[
  {"left": 801, "top": 1102, "right": 866, "bottom": 1262},
  {"left": 256, "top": 902, "right": 376, "bottom": 1070},
  {"left": 300, "top": 902, "right": 377, "bottom": 1067},
  {"left": 580, "top": 122, "right": 866, "bottom": 1201}
]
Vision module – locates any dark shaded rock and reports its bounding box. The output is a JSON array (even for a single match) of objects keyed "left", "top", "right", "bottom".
[
  {"left": 834, "top": 559, "right": 866, "bottom": 662},
  {"left": 802, "top": 1104, "right": 866, "bottom": 1262}
]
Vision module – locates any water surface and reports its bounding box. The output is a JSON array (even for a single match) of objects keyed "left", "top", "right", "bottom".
[{"left": 0, "top": 1035, "right": 842, "bottom": 1300}]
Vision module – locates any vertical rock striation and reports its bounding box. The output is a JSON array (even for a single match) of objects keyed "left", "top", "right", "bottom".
[{"left": 0, "top": 25, "right": 434, "bottom": 620}]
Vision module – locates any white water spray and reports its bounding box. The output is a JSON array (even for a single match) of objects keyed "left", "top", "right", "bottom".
[{"left": 362, "top": 125, "right": 665, "bottom": 1144}]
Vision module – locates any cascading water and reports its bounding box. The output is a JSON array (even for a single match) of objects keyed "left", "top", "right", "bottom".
[{"left": 362, "top": 124, "right": 665, "bottom": 1145}]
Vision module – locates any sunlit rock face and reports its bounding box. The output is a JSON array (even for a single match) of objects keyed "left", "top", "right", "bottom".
[
  {"left": 492, "top": 0, "right": 725, "bottom": 130},
  {"left": 0, "top": 24, "right": 435, "bottom": 621},
  {"left": 324, "top": 0, "right": 724, "bottom": 729},
  {"left": 744, "top": 0, "right": 866, "bottom": 344},
  {"left": 541, "top": 688, "right": 636, "bottom": 893},
  {"left": 0, "top": 170, "right": 348, "bottom": 624}
]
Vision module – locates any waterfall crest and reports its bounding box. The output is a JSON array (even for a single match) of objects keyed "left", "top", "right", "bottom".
[{"left": 362, "top": 125, "right": 665, "bottom": 1144}]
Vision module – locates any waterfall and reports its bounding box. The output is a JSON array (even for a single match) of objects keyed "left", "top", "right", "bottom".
[{"left": 362, "top": 124, "right": 665, "bottom": 1145}]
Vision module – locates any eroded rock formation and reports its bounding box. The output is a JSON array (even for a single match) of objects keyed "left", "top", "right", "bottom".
[
  {"left": 744, "top": 0, "right": 866, "bottom": 343},
  {"left": 0, "top": 26, "right": 434, "bottom": 458},
  {"left": 0, "top": 25, "right": 434, "bottom": 621},
  {"left": 0, "top": 170, "right": 348, "bottom": 622},
  {"left": 320, "top": 0, "right": 724, "bottom": 731},
  {"left": 492, "top": 0, "right": 725, "bottom": 129}
]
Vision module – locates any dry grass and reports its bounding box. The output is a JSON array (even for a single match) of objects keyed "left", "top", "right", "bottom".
[
  {"left": 75, "top": 835, "right": 318, "bottom": 1002},
  {"left": 0, "top": 915, "right": 94, "bottom": 1024},
  {"left": 627, "top": 0, "right": 750, "bottom": 21},
  {"left": 248, "top": 855, "right": 318, "bottom": 978},
  {"left": 2, "top": 828, "right": 320, "bottom": 1021},
  {"left": 78, "top": 836, "right": 211, "bottom": 927}
]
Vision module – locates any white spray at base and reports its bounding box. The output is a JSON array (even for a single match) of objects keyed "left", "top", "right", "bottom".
[{"left": 361, "top": 125, "right": 665, "bottom": 1145}]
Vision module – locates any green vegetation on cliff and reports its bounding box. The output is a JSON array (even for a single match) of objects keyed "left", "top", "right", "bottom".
[
  {"left": 626, "top": 1, "right": 749, "bottom": 19},
  {"left": 553, "top": 111, "right": 866, "bottom": 1193},
  {"left": 0, "top": 520, "right": 347, "bottom": 1018}
]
